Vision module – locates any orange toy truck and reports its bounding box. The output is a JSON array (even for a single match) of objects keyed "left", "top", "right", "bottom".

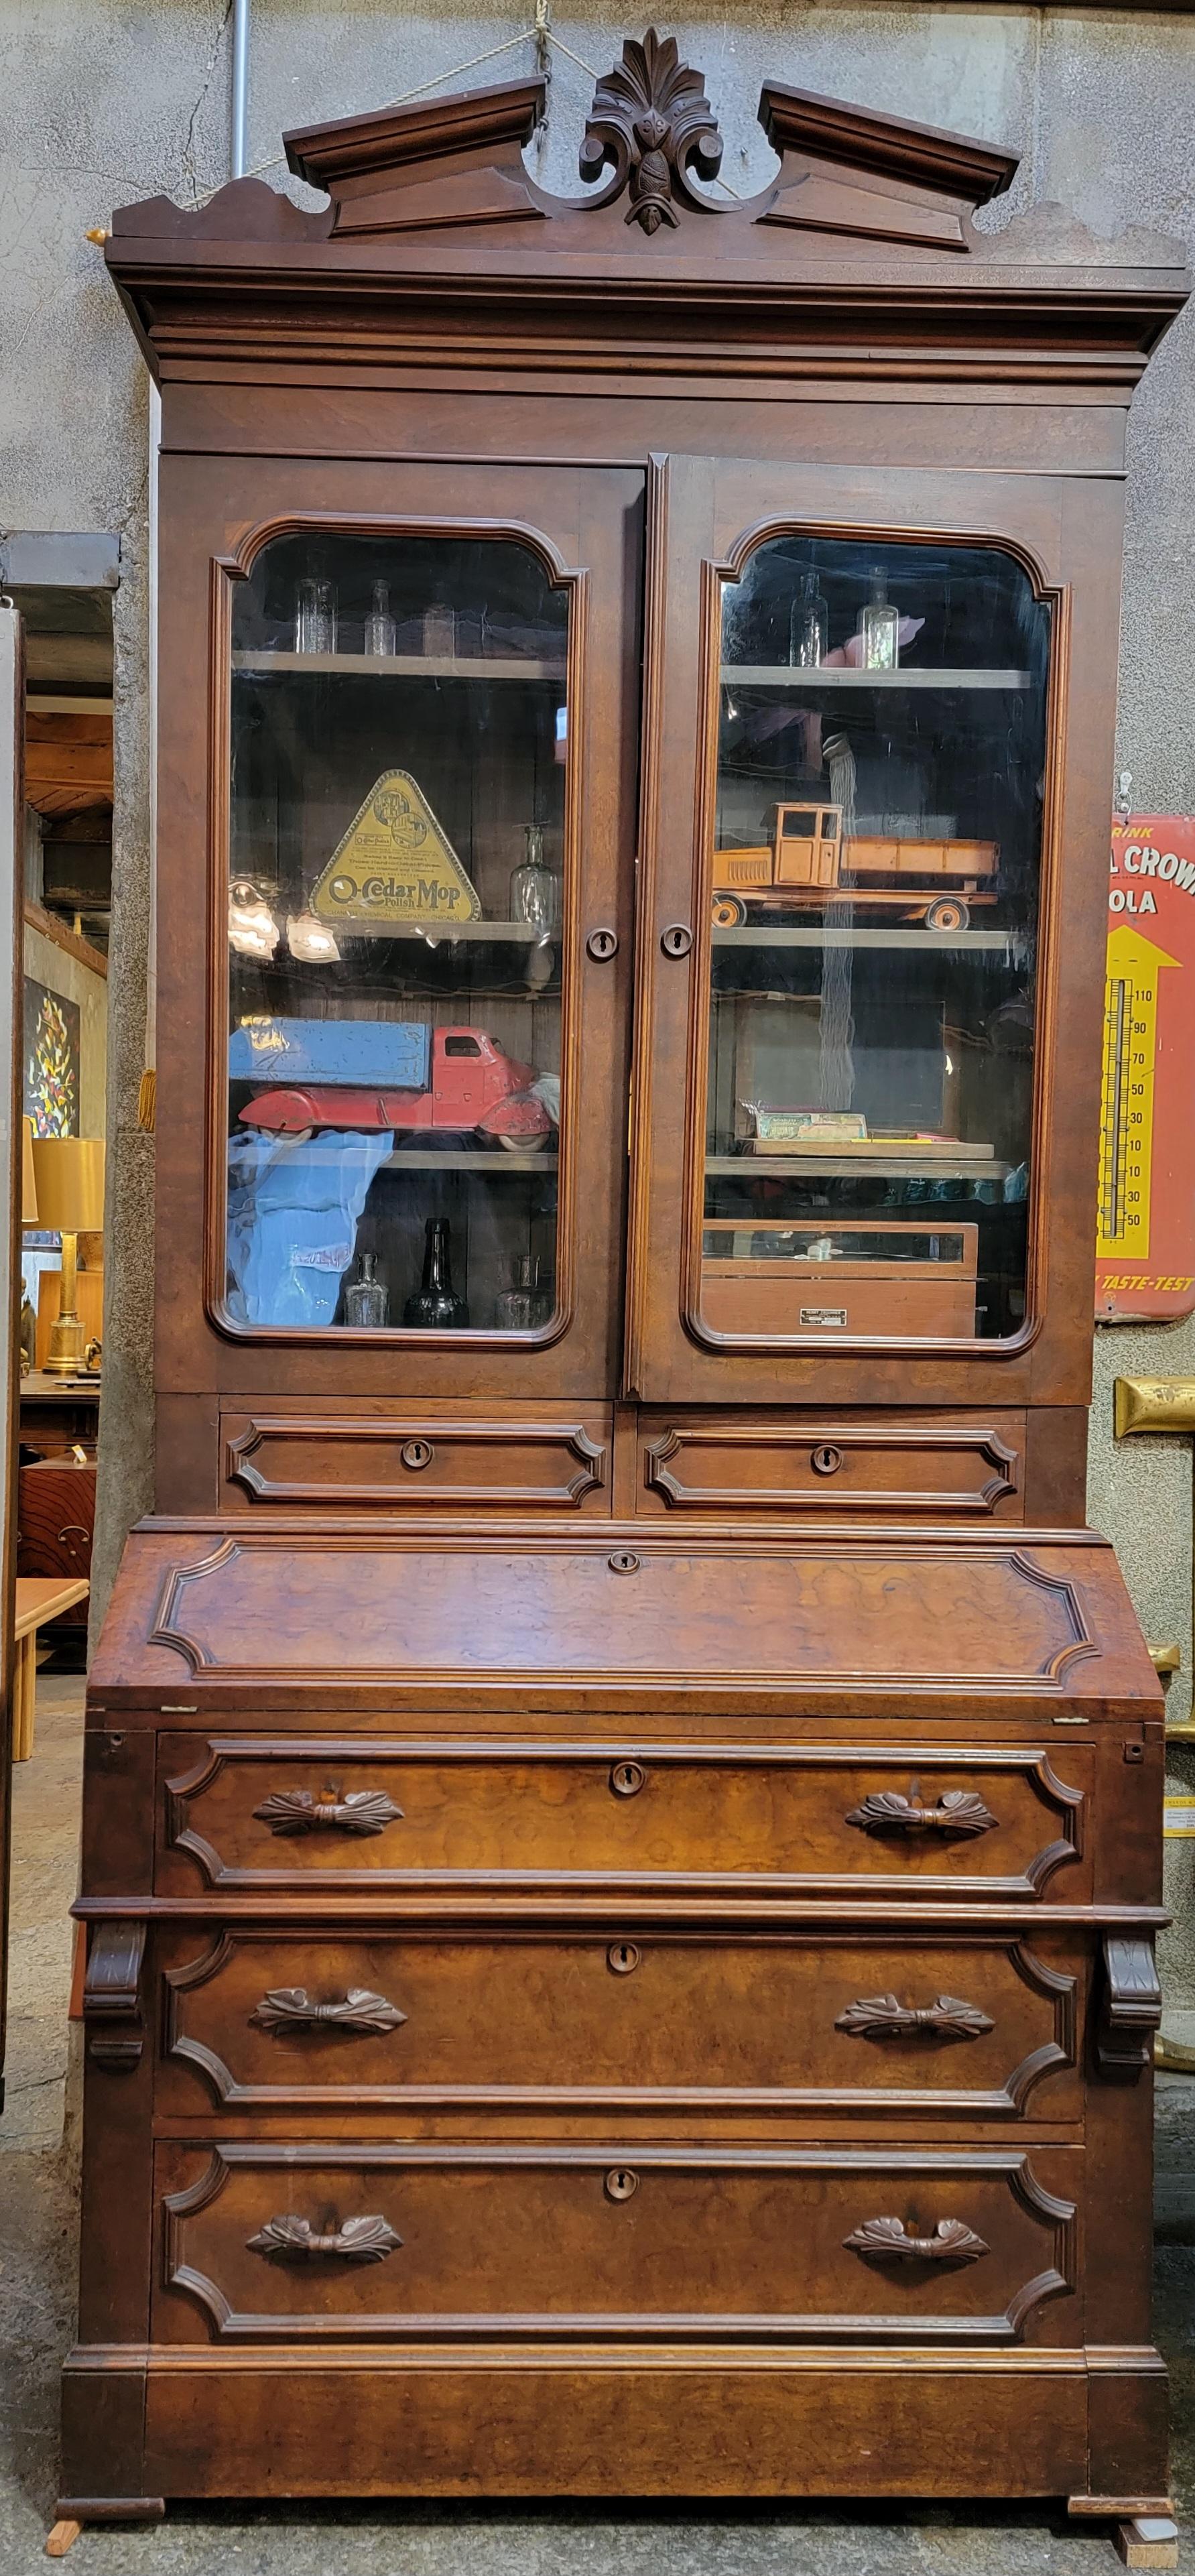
[{"left": 711, "top": 802, "right": 998, "bottom": 932}]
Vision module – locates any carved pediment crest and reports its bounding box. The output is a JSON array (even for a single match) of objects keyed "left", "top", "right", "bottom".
[{"left": 579, "top": 29, "right": 722, "bottom": 233}]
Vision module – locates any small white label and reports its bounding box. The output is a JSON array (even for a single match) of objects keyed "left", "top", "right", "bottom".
[
  {"left": 1164, "top": 1796, "right": 1195, "bottom": 1838},
  {"left": 801, "top": 1306, "right": 847, "bottom": 1327}
]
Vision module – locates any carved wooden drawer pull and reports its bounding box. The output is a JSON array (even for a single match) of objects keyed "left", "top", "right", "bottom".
[
  {"left": 845, "top": 1775, "right": 997, "bottom": 1839},
  {"left": 835, "top": 1991, "right": 994, "bottom": 2042},
  {"left": 249, "top": 1986, "right": 407, "bottom": 2036},
  {"left": 844, "top": 2215, "right": 988, "bottom": 2264},
  {"left": 247, "top": 2213, "right": 401, "bottom": 2263},
  {"left": 251, "top": 1788, "right": 403, "bottom": 1837}
]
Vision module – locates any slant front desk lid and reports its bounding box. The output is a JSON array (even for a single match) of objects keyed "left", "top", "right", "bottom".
[{"left": 89, "top": 1524, "right": 1160, "bottom": 1715}]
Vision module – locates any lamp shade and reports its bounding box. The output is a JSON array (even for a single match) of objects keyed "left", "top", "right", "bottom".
[
  {"left": 29, "top": 1136, "right": 105, "bottom": 1233},
  {"left": 21, "top": 1117, "right": 38, "bottom": 1226}
]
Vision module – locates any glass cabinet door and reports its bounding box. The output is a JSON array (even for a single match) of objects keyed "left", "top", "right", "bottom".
[
  {"left": 704, "top": 531, "right": 1048, "bottom": 1348},
  {"left": 627, "top": 461, "right": 1075, "bottom": 1406},
  {"left": 216, "top": 503, "right": 634, "bottom": 1371}
]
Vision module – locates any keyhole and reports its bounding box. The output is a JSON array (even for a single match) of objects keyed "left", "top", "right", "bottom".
[
  {"left": 607, "top": 1941, "right": 641, "bottom": 1975},
  {"left": 660, "top": 923, "right": 693, "bottom": 959},
  {"left": 605, "top": 2168, "right": 639, "bottom": 2202},
  {"left": 610, "top": 1760, "right": 646, "bottom": 1798},
  {"left": 608, "top": 1550, "right": 639, "bottom": 1575},
  {"left": 586, "top": 926, "right": 618, "bottom": 961},
  {"left": 811, "top": 1443, "right": 842, "bottom": 1476},
  {"left": 401, "top": 1440, "right": 434, "bottom": 1471}
]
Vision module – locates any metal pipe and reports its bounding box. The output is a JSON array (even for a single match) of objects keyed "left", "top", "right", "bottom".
[{"left": 231, "top": 0, "right": 250, "bottom": 180}]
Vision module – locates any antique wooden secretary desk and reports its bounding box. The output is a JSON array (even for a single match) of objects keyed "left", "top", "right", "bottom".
[{"left": 64, "top": 32, "right": 1186, "bottom": 2538}]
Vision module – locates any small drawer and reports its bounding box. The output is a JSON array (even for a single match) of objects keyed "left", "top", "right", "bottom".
[
  {"left": 155, "top": 2139, "right": 1079, "bottom": 2345},
  {"left": 158, "top": 1736, "right": 1087, "bottom": 1900},
  {"left": 221, "top": 1404, "right": 611, "bottom": 1511},
  {"left": 637, "top": 1413, "right": 1024, "bottom": 1518},
  {"left": 155, "top": 1924, "right": 1082, "bottom": 2119}
]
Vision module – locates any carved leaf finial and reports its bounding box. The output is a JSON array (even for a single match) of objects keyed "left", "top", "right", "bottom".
[{"left": 579, "top": 29, "right": 722, "bottom": 234}]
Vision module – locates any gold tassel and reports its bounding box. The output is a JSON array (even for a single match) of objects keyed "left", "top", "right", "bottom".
[{"left": 137, "top": 1068, "right": 156, "bottom": 1133}]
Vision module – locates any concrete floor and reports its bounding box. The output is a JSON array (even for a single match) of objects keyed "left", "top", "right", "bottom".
[{"left": 1, "top": 1673, "right": 1193, "bottom": 2573}]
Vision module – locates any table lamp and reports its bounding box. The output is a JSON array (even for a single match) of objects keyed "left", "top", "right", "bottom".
[{"left": 28, "top": 1136, "right": 105, "bottom": 1375}]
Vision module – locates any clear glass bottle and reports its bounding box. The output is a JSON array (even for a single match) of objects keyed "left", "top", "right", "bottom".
[
  {"left": 363, "top": 580, "right": 396, "bottom": 659},
  {"left": 860, "top": 568, "right": 899, "bottom": 671},
  {"left": 294, "top": 576, "right": 337, "bottom": 656},
  {"left": 509, "top": 823, "right": 559, "bottom": 935},
  {"left": 495, "top": 1252, "right": 550, "bottom": 1331},
  {"left": 343, "top": 1249, "right": 388, "bottom": 1328},
  {"left": 790, "top": 567, "right": 828, "bottom": 669},
  {"left": 403, "top": 1218, "right": 469, "bottom": 1329},
  {"left": 422, "top": 601, "right": 456, "bottom": 656}
]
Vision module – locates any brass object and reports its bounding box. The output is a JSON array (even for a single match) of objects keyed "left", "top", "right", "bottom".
[
  {"left": 605, "top": 2168, "right": 639, "bottom": 2201},
  {"left": 29, "top": 1138, "right": 105, "bottom": 1375},
  {"left": 1149, "top": 1644, "right": 1181, "bottom": 1674},
  {"left": 1114, "top": 1377, "right": 1195, "bottom": 1439},
  {"left": 1155, "top": 2033, "right": 1195, "bottom": 2073},
  {"left": 607, "top": 1941, "right": 641, "bottom": 1975}
]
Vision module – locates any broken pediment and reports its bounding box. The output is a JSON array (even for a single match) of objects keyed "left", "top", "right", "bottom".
[
  {"left": 755, "top": 83, "right": 1019, "bottom": 255},
  {"left": 284, "top": 78, "right": 547, "bottom": 237}
]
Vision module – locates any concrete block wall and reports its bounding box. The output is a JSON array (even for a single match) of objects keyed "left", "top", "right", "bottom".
[{"left": 2, "top": 0, "right": 1194, "bottom": 1976}]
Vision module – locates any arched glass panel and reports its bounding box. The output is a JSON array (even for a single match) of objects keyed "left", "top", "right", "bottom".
[
  {"left": 702, "top": 532, "right": 1050, "bottom": 1345},
  {"left": 225, "top": 530, "right": 569, "bottom": 1334}
]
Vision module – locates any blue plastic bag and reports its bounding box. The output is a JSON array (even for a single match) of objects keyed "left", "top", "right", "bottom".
[{"left": 227, "top": 1128, "right": 393, "bottom": 1326}]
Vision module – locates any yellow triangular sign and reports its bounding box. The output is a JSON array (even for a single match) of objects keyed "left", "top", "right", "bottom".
[{"left": 310, "top": 770, "right": 481, "bottom": 930}]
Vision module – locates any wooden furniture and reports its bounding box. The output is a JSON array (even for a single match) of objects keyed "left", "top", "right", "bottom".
[
  {"left": 62, "top": 36, "right": 1186, "bottom": 2552},
  {"left": 19, "top": 1369, "right": 101, "bottom": 1455},
  {"left": 16, "top": 1455, "right": 96, "bottom": 1662},
  {"left": 12, "top": 1576, "right": 88, "bottom": 1760}
]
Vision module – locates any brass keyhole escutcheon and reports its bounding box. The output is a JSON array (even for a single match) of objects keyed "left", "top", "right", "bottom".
[
  {"left": 586, "top": 926, "right": 619, "bottom": 962},
  {"left": 811, "top": 1443, "right": 842, "bottom": 1476},
  {"left": 608, "top": 1550, "right": 639, "bottom": 1575},
  {"left": 605, "top": 2168, "right": 639, "bottom": 2202},
  {"left": 607, "top": 1940, "right": 641, "bottom": 1975},
  {"left": 610, "top": 1759, "right": 646, "bottom": 1798},
  {"left": 401, "top": 1440, "right": 434, "bottom": 1471},
  {"left": 660, "top": 922, "right": 693, "bottom": 959}
]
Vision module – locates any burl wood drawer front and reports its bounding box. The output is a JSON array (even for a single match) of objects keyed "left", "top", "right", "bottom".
[
  {"left": 158, "top": 1737, "right": 1086, "bottom": 1900},
  {"left": 156, "top": 1928, "right": 1080, "bottom": 2118},
  {"left": 222, "top": 1407, "right": 611, "bottom": 1511},
  {"left": 155, "top": 2142, "right": 1078, "bottom": 2345},
  {"left": 637, "top": 1415, "right": 1025, "bottom": 1518}
]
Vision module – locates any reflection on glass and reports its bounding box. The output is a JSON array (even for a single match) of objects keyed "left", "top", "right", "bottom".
[
  {"left": 226, "top": 531, "right": 568, "bottom": 1333},
  {"left": 704, "top": 533, "right": 1050, "bottom": 1345}
]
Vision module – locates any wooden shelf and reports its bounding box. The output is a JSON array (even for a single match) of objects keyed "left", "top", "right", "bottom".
[
  {"left": 706, "top": 1152, "right": 1009, "bottom": 1182},
  {"left": 376, "top": 922, "right": 558, "bottom": 945},
  {"left": 712, "top": 925, "right": 1017, "bottom": 953},
  {"left": 381, "top": 1149, "right": 558, "bottom": 1172},
  {"left": 720, "top": 666, "right": 1032, "bottom": 690},
  {"left": 233, "top": 651, "right": 565, "bottom": 681}
]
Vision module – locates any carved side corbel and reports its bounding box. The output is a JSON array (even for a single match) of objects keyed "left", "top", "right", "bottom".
[
  {"left": 82, "top": 1920, "right": 147, "bottom": 2070},
  {"left": 578, "top": 31, "right": 722, "bottom": 234},
  {"left": 1098, "top": 1934, "right": 1161, "bottom": 2073}
]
